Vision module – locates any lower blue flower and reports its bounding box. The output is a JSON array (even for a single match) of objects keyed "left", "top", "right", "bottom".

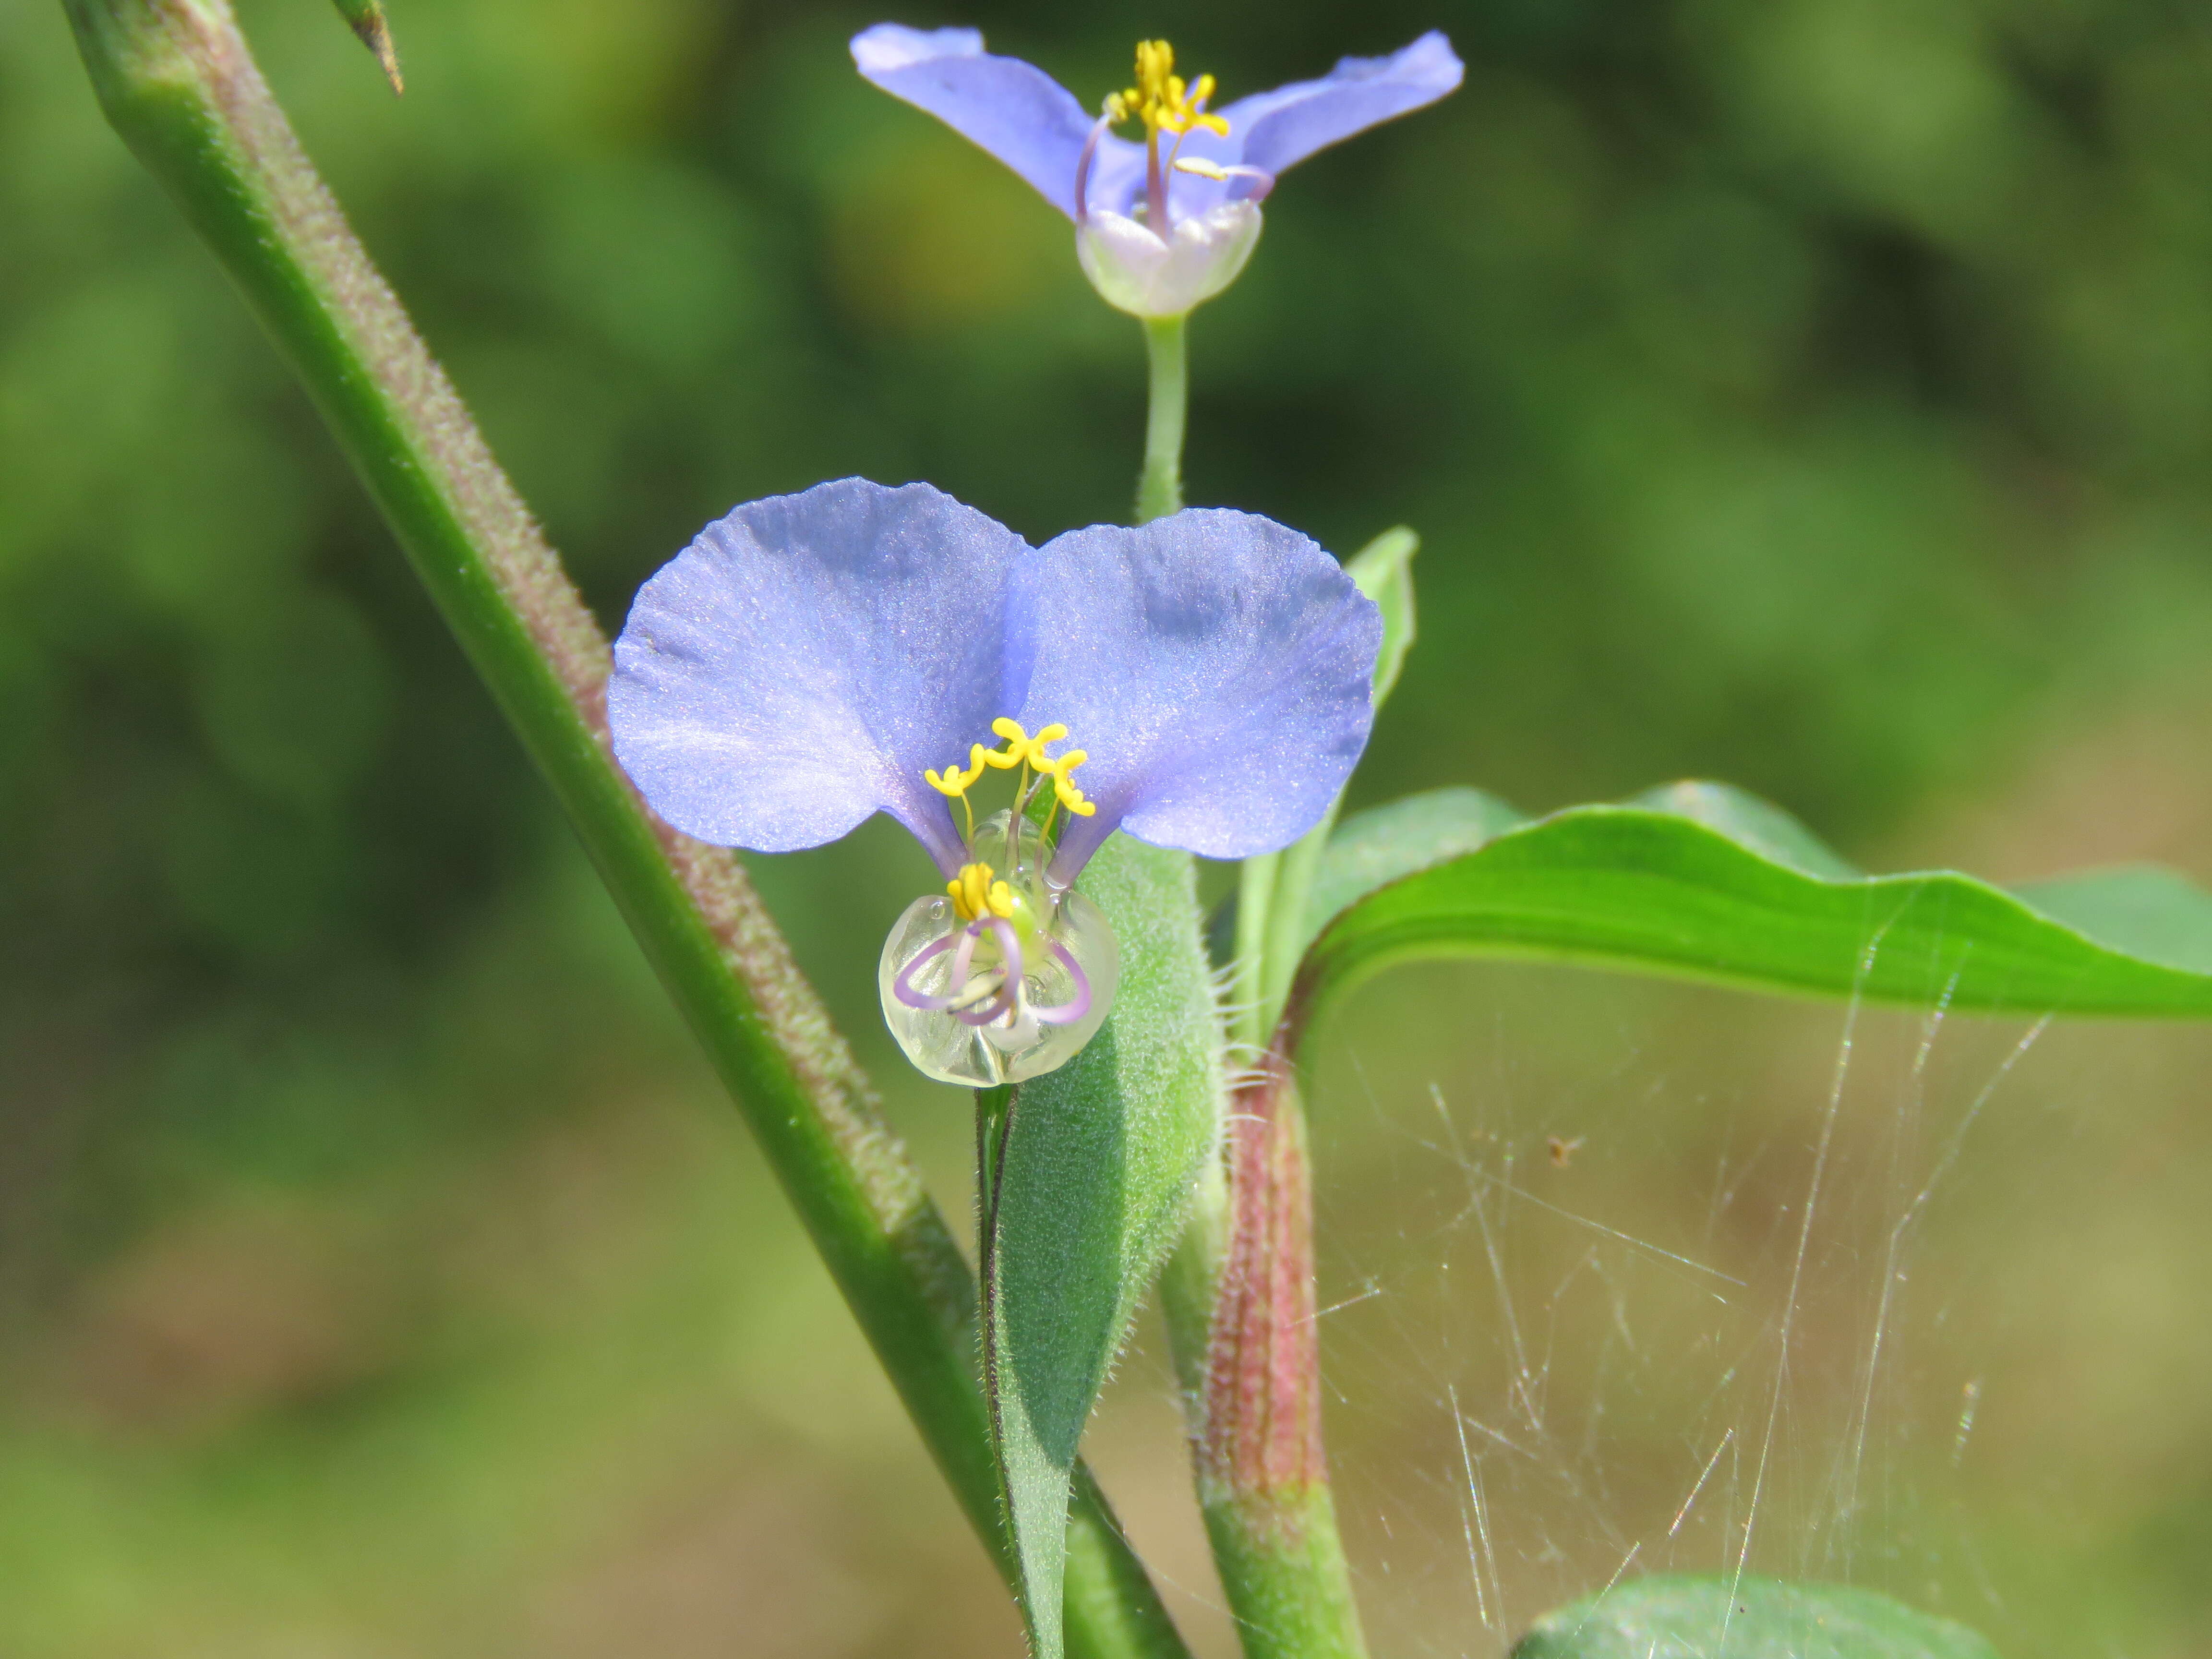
[{"left": 610, "top": 479, "right": 1380, "bottom": 1083}]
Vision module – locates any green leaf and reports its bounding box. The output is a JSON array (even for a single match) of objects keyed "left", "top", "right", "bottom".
[
  {"left": 2010, "top": 864, "right": 2212, "bottom": 974},
  {"left": 1301, "top": 785, "right": 1527, "bottom": 958},
  {"left": 1292, "top": 780, "right": 2212, "bottom": 1027},
  {"left": 1237, "top": 524, "right": 1423, "bottom": 1046},
  {"left": 1512, "top": 1574, "right": 1999, "bottom": 1659},
  {"left": 986, "top": 836, "right": 1223, "bottom": 1658},
  {"left": 330, "top": 0, "right": 404, "bottom": 93},
  {"left": 1345, "top": 525, "right": 1418, "bottom": 708}
]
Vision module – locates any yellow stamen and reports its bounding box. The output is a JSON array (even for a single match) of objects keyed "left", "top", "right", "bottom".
[
  {"left": 921, "top": 717, "right": 1097, "bottom": 844},
  {"left": 1114, "top": 39, "right": 1231, "bottom": 139},
  {"left": 925, "top": 743, "right": 990, "bottom": 798},
  {"left": 981, "top": 717, "right": 1069, "bottom": 772},
  {"left": 947, "top": 861, "right": 1016, "bottom": 924},
  {"left": 1047, "top": 749, "right": 1098, "bottom": 817}
]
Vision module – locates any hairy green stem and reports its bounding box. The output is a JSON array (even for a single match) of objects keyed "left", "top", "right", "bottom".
[
  {"left": 974, "top": 1081, "right": 1019, "bottom": 1566},
  {"left": 1163, "top": 1056, "right": 1370, "bottom": 1659},
  {"left": 1137, "top": 314, "right": 1188, "bottom": 524},
  {"left": 59, "top": 3, "right": 1185, "bottom": 1653},
  {"left": 1232, "top": 851, "right": 1280, "bottom": 1051}
]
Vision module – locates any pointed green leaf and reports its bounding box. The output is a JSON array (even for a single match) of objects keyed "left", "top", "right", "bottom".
[
  {"left": 1291, "top": 780, "right": 2212, "bottom": 1029},
  {"left": 986, "top": 836, "right": 1223, "bottom": 1658},
  {"left": 331, "top": 0, "right": 404, "bottom": 93},
  {"left": 1239, "top": 525, "right": 1423, "bottom": 1045},
  {"left": 1346, "top": 525, "right": 1418, "bottom": 708},
  {"left": 1512, "top": 1574, "right": 1998, "bottom": 1659}
]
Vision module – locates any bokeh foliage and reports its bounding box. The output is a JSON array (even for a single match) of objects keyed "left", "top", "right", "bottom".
[{"left": 4, "top": 0, "right": 2212, "bottom": 1654}]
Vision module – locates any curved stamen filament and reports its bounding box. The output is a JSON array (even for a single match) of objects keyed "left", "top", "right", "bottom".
[
  {"left": 1031, "top": 938, "right": 1094, "bottom": 1027},
  {"left": 952, "top": 918, "right": 1026, "bottom": 1027},
  {"left": 892, "top": 925, "right": 986, "bottom": 1013},
  {"left": 947, "top": 925, "right": 1022, "bottom": 1026},
  {"left": 893, "top": 914, "right": 1089, "bottom": 1037}
]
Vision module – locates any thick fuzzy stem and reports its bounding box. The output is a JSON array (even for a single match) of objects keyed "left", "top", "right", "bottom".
[{"left": 58, "top": 4, "right": 1185, "bottom": 1654}]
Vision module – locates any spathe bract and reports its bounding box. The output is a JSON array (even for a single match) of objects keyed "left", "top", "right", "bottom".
[{"left": 610, "top": 479, "right": 1381, "bottom": 1084}]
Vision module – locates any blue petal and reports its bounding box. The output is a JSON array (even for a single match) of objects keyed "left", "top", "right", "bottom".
[
  {"left": 1010, "top": 511, "right": 1381, "bottom": 875},
  {"left": 1074, "top": 130, "right": 1152, "bottom": 219},
  {"left": 852, "top": 24, "right": 1096, "bottom": 220},
  {"left": 1214, "top": 31, "right": 1463, "bottom": 179},
  {"left": 1078, "top": 34, "right": 1462, "bottom": 224},
  {"left": 610, "top": 479, "right": 1026, "bottom": 874}
]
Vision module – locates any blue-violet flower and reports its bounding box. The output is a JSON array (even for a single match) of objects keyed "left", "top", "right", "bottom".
[
  {"left": 609, "top": 479, "right": 1381, "bottom": 1086},
  {"left": 852, "top": 25, "right": 1463, "bottom": 319}
]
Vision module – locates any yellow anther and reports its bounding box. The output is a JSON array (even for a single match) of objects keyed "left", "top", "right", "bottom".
[
  {"left": 1116, "top": 39, "right": 1231, "bottom": 139},
  {"left": 980, "top": 717, "right": 1028, "bottom": 770},
  {"left": 982, "top": 717, "right": 1070, "bottom": 772},
  {"left": 1048, "top": 748, "right": 1098, "bottom": 818},
  {"left": 947, "top": 861, "right": 1016, "bottom": 923},
  {"left": 925, "top": 743, "right": 990, "bottom": 798}
]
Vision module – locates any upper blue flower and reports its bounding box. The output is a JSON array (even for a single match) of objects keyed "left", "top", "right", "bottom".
[
  {"left": 608, "top": 479, "right": 1380, "bottom": 1085},
  {"left": 851, "top": 26, "right": 1462, "bottom": 317}
]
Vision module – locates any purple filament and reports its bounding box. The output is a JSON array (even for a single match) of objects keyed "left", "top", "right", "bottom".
[
  {"left": 892, "top": 913, "right": 1093, "bottom": 1035},
  {"left": 891, "top": 925, "right": 984, "bottom": 1013},
  {"left": 951, "top": 918, "right": 1025, "bottom": 1027},
  {"left": 892, "top": 918, "right": 1020, "bottom": 1027},
  {"left": 1032, "top": 938, "right": 1093, "bottom": 1026}
]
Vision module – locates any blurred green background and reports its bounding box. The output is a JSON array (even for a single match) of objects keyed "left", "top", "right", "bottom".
[{"left": 4, "top": 0, "right": 2212, "bottom": 1653}]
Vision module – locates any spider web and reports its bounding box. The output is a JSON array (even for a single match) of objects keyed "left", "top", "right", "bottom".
[{"left": 1092, "top": 950, "right": 2212, "bottom": 1659}]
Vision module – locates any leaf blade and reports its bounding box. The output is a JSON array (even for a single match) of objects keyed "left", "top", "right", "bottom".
[
  {"left": 1241, "top": 524, "right": 1424, "bottom": 1045},
  {"left": 1512, "top": 1575, "right": 2000, "bottom": 1659},
  {"left": 1346, "top": 525, "right": 1419, "bottom": 709},
  {"left": 1295, "top": 783, "right": 2212, "bottom": 1025}
]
